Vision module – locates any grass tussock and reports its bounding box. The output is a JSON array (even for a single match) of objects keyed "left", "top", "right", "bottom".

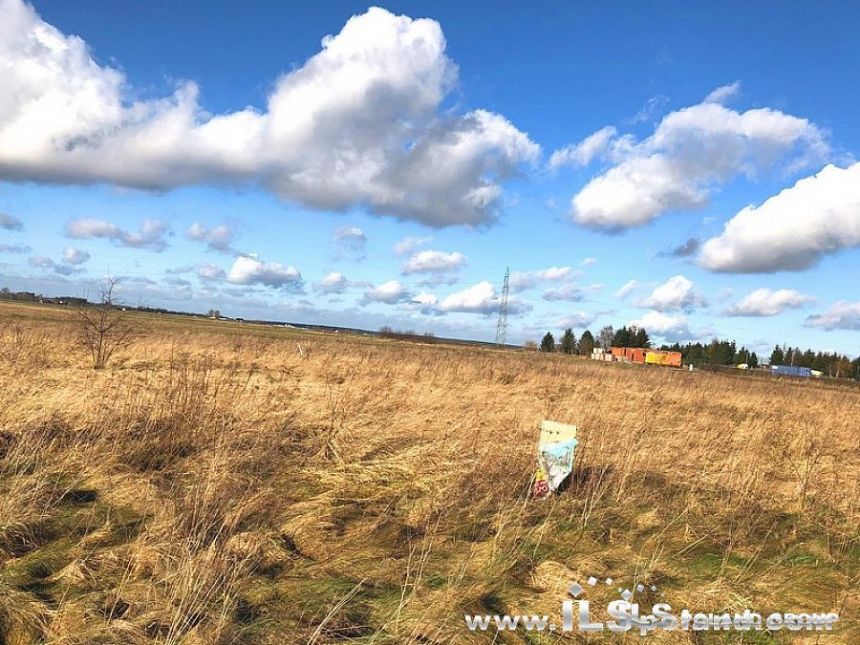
[{"left": 0, "top": 302, "right": 858, "bottom": 643}]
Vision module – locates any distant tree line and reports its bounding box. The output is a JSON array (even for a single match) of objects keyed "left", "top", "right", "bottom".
[
  {"left": 538, "top": 325, "right": 648, "bottom": 355},
  {"left": 659, "top": 340, "right": 859, "bottom": 377},
  {"left": 535, "top": 325, "right": 860, "bottom": 380},
  {"left": 378, "top": 326, "right": 436, "bottom": 344},
  {"left": 768, "top": 344, "right": 857, "bottom": 378},
  {"left": 660, "top": 340, "right": 758, "bottom": 368}
]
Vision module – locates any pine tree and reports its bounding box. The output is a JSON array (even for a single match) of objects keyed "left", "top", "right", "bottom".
[
  {"left": 540, "top": 332, "right": 556, "bottom": 353},
  {"left": 611, "top": 326, "right": 631, "bottom": 347},
  {"left": 560, "top": 328, "right": 576, "bottom": 354},
  {"left": 578, "top": 330, "right": 595, "bottom": 356},
  {"left": 770, "top": 345, "right": 785, "bottom": 365},
  {"left": 632, "top": 326, "right": 650, "bottom": 348}
]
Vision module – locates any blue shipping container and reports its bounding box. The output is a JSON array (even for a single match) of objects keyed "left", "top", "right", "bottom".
[{"left": 771, "top": 364, "right": 811, "bottom": 378}]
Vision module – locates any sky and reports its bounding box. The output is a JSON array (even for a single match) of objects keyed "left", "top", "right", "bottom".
[{"left": 1, "top": 0, "right": 859, "bottom": 356}]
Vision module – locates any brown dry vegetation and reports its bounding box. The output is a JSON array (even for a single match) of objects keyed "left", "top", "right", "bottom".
[{"left": 0, "top": 301, "right": 858, "bottom": 644}]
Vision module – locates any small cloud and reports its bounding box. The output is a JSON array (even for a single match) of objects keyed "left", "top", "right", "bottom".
[
  {"left": 542, "top": 284, "right": 584, "bottom": 302},
  {"left": 615, "top": 280, "right": 639, "bottom": 300},
  {"left": 629, "top": 95, "right": 671, "bottom": 124},
  {"left": 197, "top": 263, "right": 226, "bottom": 281},
  {"left": 580, "top": 257, "right": 597, "bottom": 267},
  {"left": 0, "top": 243, "right": 31, "bottom": 254},
  {"left": 186, "top": 222, "right": 236, "bottom": 253},
  {"left": 635, "top": 275, "right": 704, "bottom": 312},
  {"left": 554, "top": 312, "right": 596, "bottom": 328},
  {"left": 0, "top": 212, "right": 23, "bottom": 231},
  {"left": 394, "top": 236, "right": 432, "bottom": 256},
  {"left": 509, "top": 266, "right": 576, "bottom": 292},
  {"left": 437, "top": 281, "right": 530, "bottom": 315},
  {"left": 29, "top": 254, "right": 83, "bottom": 275},
  {"left": 805, "top": 301, "right": 860, "bottom": 330},
  {"left": 227, "top": 255, "right": 302, "bottom": 291},
  {"left": 549, "top": 126, "right": 618, "bottom": 169},
  {"left": 703, "top": 81, "right": 741, "bottom": 105},
  {"left": 660, "top": 238, "right": 700, "bottom": 258},
  {"left": 66, "top": 218, "right": 169, "bottom": 251},
  {"left": 28, "top": 255, "right": 55, "bottom": 269},
  {"left": 315, "top": 271, "right": 349, "bottom": 294},
  {"left": 629, "top": 310, "right": 692, "bottom": 341},
  {"left": 362, "top": 280, "right": 410, "bottom": 305},
  {"left": 403, "top": 250, "right": 466, "bottom": 274},
  {"left": 333, "top": 226, "right": 366, "bottom": 250},
  {"left": 726, "top": 288, "right": 814, "bottom": 317},
  {"left": 62, "top": 247, "right": 90, "bottom": 265}
]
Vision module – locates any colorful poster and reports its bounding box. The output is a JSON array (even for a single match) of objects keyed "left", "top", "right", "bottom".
[{"left": 533, "top": 420, "right": 578, "bottom": 499}]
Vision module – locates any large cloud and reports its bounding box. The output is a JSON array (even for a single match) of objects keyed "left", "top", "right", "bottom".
[
  {"left": 726, "top": 288, "right": 814, "bottom": 317},
  {"left": 698, "top": 162, "right": 860, "bottom": 272},
  {"left": 0, "top": 1, "right": 537, "bottom": 227},
  {"left": 562, "top": 87, "right": 828, "bottom": 231}
]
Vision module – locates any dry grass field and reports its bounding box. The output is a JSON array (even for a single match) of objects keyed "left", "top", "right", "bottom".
[{"left": 0, "top": 301, "right": 857, "bottom": 644}]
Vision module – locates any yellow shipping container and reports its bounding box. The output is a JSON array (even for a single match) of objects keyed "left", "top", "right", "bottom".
[{"left": 645, "top": 351, "right": 664, "bottom": 365}]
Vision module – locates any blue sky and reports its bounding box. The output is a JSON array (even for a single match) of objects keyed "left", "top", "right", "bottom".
[{"left": 1, "top": 0, "right": 859, "bottom": 355}]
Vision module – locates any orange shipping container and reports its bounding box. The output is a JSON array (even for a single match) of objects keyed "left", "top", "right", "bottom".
[{"left": 628, "top": 348, "right": 647, "bottom": 364}]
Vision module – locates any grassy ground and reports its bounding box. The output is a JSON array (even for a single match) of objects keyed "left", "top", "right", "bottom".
[{"left": 0, "top": 301, "right": 857, "bottom": 643}]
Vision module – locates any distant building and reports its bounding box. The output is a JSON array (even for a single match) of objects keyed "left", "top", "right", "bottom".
[{"left": 771, "top": 364, "right": 812, "bottom": 378}]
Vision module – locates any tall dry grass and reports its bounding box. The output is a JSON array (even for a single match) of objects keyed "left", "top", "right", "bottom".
[{"left": 0, "top": 304, "right": 857, "bottom": 643}]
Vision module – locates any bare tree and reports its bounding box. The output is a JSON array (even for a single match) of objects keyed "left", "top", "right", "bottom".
[
  {"left": 73, "top": 279, "right": 132, "bottom": 369},
  {"left": 599, "top": 325, "right": 615, "bottom": 350}
]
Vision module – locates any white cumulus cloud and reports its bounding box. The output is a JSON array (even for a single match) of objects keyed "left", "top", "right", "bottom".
[
  {"left": 0, "top": 1, "right": 537, "bottom": 227},
  {"left": 698, "top": 162, "right": 860, "bottom": 272},
  {"left": 542, "top": 284, "right": 584, "bottom": 302},
  {"left": 315, "top": 271, "right": 349, "bottom": 294},
  {"left": 629, "top": 310, "right": 691, "bottom": 340},
  {"left": 509, "top": 266, "right": 575, "bottom": 292},
  {"left": 636, "top": 275, "right": 703, "bottom": 312},
  {"left": 187, "top": 222, "right": 235, "bottom": 253},
  {"left": 568, "top": 89, "right": 829, "bottom": 231},
  {"left": 363, "top": 280, "right": 411, "bottom": 304},
  {"left": 197, "top": 263, "right": 226, "bottom": 281},
  {"left": 438, "top": 281, "right": 498, "bottom": 314},
  {"left": 805, "top": 301, "right": 860, "bottom": 331},
  {"left": 62, "top": 247, "right": 89, "bottom": 265},
  {"left": 402, "top": 249, "right": 466, "bottom": 274},
  {"left": 726, "top": 288, "right": 815, "bottom": 316},
  {"left": 65, "top": 218, "right": 169, "bottom": 251},
  {"left": 227, "top": 255, "right": 302, "bottom": 290}
]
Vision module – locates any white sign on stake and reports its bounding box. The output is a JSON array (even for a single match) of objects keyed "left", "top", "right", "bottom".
[{"left": 533, "top": 420, "right": 578, "bottom": 499}]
